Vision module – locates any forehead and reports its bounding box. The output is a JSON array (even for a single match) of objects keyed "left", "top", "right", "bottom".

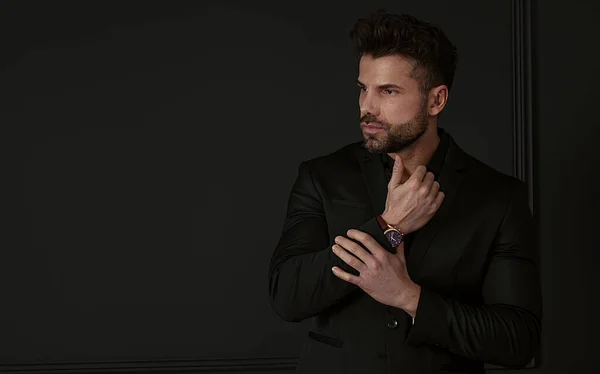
[{"left": 358, "top": 54, "right": 417, "bottom": 84}]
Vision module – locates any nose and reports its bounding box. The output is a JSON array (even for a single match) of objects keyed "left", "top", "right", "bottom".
[{"left": 359, "top": 90, "right": 379, "bottom": 118}]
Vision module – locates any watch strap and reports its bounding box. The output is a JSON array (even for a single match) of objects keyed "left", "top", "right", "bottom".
[{"left": 376, "top": 215, "right": 388, "bottom": 230}]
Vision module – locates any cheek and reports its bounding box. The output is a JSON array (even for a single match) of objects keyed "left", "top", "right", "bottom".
[{"left": 383, "top": 98, "right": 420, "bottom": 122}]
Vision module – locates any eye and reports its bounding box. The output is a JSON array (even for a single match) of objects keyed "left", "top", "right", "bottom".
[
  {"left": 358, "top": 85, "right": 367, "bottom": 92},
  {"left": 383, "top": 89, "right": 398, "bottom": 95}
]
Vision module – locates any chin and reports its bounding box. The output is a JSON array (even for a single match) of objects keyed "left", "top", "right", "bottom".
[{"left": 362, "top": 137, "right": 387, "bottom": 153}]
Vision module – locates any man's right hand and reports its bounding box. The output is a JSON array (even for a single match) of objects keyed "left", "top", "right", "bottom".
[{"left": 380, "top": 155, "right": 445, "bottom": 235}]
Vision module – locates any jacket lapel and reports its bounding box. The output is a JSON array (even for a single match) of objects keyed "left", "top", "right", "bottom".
[{"left": 405, "top": 136, "right": 466, "bottom": 278}]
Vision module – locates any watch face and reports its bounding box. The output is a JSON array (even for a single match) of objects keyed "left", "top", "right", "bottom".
[{"left": 385, "top": 230, "right": 403, "bottom": 247}]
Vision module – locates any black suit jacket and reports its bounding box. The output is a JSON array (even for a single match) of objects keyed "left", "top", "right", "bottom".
[{"left": 268, "top": 130, "right": 542, "bottom": 374}]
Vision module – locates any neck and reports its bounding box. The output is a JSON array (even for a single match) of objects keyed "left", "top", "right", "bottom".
[{"left": 387, "top": 126, "right": 440, "bottom": 183}]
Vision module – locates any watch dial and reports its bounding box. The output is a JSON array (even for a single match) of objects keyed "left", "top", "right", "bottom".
[{"left": 386, "top": 230, "right": 403, "bottom": 247}]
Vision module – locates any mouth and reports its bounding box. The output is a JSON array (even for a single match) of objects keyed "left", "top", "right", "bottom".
[{"left": 361, "top": 123, "right": 385, "bottom": 134}]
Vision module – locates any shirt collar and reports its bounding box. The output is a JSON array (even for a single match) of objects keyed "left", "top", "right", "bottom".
[{"left": 381, "top": 127, "right": 449, "bottom": 180}]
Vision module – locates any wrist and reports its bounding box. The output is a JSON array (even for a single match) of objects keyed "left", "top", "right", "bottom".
[
  {"left": 380, "top": 212, "right": 408, "bottom": 235},
  {"left": 380, "top": 210, "right": 391, "bottom": 224},
  {"left": 402, "top": 284, "right": 421, "bottom": 318}
]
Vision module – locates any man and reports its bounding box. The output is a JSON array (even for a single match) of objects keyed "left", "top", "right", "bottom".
[{"left": 268, "top": 10, "right": 541, "bottom": 374}]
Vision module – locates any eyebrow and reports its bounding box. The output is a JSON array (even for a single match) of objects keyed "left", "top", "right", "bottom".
[{"left": 356, "top": 80, "right": 404, "bottom": 90}]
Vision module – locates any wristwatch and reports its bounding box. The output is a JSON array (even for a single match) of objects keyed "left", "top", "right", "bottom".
[{"left": 376, "top": 215, "right": 404, "bottom": 248}]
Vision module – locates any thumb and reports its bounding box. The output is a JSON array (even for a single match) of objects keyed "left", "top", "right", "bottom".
[{"left": 388, "top": 155, "right": 404, "bottom": 188}]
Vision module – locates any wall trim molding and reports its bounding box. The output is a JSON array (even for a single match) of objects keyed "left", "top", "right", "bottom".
[
  {"left": 508, "top": 0, "right": 540, "bottom": 370},
  {"left": 512, "top": 0, "right": 535, "bottom": 212},
  {"left": 0, "top": 357, "right": 298, "bottom": 373}
]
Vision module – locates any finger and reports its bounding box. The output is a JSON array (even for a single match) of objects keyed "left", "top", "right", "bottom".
[
  {"left": 388, "top": 155, "right": 404, "bottom": 188},
  {"left": 419, "top": 172, "right": 435, "bottom": 196},
  {"left": 427, "top": 181, "right": 440, "bottom": 200},
  {"left": 408, "top": 165, "right": 428, "bottom": 184},
  {"left": 332, "top": 244, "right": 367, "bottom": 272},
  {"left": 346, "top": 229, "right": 386, "bottom": 260},
  {"left": 331, "top": 266, "right": 361, "bottom": 286},
  {"left": 335, "top": 234, "right": 375, "bottom": 267},
  {"left": 433, "top": 191, "right": 445, "bottom": 209}
]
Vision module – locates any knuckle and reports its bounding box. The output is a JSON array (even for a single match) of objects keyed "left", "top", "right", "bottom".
[
  {"left": 425, "top": 194, "right": 434, "bottom": 204},
  {"left": 361, "top": 233, "right": 373, "bottom": 243},
  {"left": 373, "top": 251, "right": 385, "bottom": 261},
  {"left": 344, "top": 241, "right": 356, "bottom": 253},
  {"left": 352, "top": 242, "right": 365, "bottom": 254},
  {"left": 372, "top": 261, "right": 381, "bottom": 271}
]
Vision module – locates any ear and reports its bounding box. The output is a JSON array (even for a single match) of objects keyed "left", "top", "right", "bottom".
[{"left": 427, "top": 85, "right": 449, "bottom": 116}]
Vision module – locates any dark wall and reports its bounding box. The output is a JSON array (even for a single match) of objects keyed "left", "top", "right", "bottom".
[
  {"left": 2, "top": 0, "right": 597, "bottom": 373},
  {"left": 533, "top": 0, "right": 600, "bottom": 373}
]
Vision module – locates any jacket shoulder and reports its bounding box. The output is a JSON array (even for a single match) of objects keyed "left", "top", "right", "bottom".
[
  {"left": 301, "top": 141, "right": 363, "bottom": 172},
  {"left": 464, "top": 153, "right": 523, "bottom": 185},
  {"left": 461, "top": 152, "right": 528, "bottom": 205}
]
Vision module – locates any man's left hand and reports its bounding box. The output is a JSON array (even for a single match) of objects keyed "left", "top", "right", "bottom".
[{"left": 331, "top": 229, "right": 421, "bottom": 317}]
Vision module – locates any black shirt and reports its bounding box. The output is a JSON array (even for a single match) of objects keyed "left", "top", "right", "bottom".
[{"left": 380, "top": 127, "right": 449, "bottom": 183}]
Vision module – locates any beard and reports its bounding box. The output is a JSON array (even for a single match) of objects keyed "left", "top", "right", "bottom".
[{"left": 360, "top": 102, "right": 429, "bottom": 154}]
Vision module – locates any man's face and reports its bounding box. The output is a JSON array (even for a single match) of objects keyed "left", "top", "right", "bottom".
[{"left": 357, "top": 54, "right": 429, "bottom": 154}]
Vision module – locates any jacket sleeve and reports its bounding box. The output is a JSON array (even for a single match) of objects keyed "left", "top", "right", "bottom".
[
  {"left": 407, "top": 180, "right": 542, "bottom": 368},
  {"left": 268, "top": 161, "right": 393, "bottom": 322}
]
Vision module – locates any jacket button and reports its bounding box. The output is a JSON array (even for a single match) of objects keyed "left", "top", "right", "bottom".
[{"left": 387, "top": 319, "right": 398, "bottom": 329}]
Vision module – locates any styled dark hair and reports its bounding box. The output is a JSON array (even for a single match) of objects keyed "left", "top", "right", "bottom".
[{"left": 349, "top": 10, "right": 458, "bottom": 94}]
